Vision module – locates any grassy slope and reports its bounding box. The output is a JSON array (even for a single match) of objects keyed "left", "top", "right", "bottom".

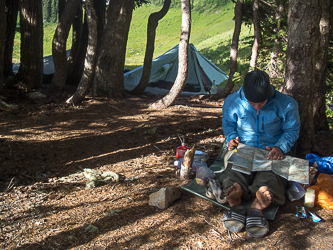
[
  {"left": 126, "top": 1, "right": 252, "bottom": 89},
  {"left": 13, "top": 23, "right": 73, "bottom": 63},
  {"left": 13, "top": 1, "right": 253, "bottom": 90}
]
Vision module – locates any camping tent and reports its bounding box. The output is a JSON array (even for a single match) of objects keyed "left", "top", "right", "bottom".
[
  {"left": 12, "top": 50, "right": 71, "bottom": 75},
  {"left": 124, "top": 43, "right": 228, "bottom": 95}
]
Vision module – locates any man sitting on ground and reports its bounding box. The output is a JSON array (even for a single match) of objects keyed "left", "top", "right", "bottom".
[{"left": 219, "top": 69, "right": 300, "bottom": 238}]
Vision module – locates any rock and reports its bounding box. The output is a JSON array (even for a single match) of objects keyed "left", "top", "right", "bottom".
[{"left": 149, "top": 186, "right": 181, "bottom": 209}]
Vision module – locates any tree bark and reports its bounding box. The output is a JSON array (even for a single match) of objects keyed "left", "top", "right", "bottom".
[
  {"left": 14, "top": 0, "right": 43, "bottom": 90},
  {"left": 249, "top": 0, "right": 259, "bottom": 70},
  {"left": 66, "top": 0, "right": 98, "bottom": 105},
  {"left": 66, "top": 1, "right": 83, "bottom": 84},
  {"left": 58, "top": 0, "right": 66, "bottom": 19},
  {"left": 67, "top": 0, "right": 105, "bottom": 87},
  {"left": 130, "top": 0, "right": 171, "bottom": 95},
  {"left": 92, "top": 0, "right": 134, "bottom": 98},
  {"left": 94, "top": 0, "right": 106, "bottom": 56},
  {"left": 66, "top": 13, "right": 88, "bottom": 86},
  {"left": 282, "top": 0, "right": 331, "bottom": 157},
  {"left": 51, "top": 0, "right": 81, "bottom": 90},
  {"left": 313, "top": 0, "right": 330, "bottom": 132},
  {"left": 210, "top": 0, "right": 243, "bottom": 100},
  {"left": 0, "top": 0, "right": 5, "bottom": 88},
  {"left": 3, "top": 0, "right": 19, "bottom": 77},
  {"left": 149, "top": 0, "right": 191, "bottom": 109}
]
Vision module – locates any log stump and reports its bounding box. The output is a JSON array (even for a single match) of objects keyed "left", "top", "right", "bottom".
[{"left": 180, "top": 145, "right": 195, "bottom": 184}]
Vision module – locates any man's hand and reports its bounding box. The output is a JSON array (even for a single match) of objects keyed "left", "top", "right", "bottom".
[
  {"left": 266, "top": 146, "right": 283, "bottom": 160},
  {"left": 228, "top": 137, "right": 240, "bottom": 151}
]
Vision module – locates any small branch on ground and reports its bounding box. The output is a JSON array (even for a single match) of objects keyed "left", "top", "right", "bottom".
[{"left": 5, "top": 177, "right": 15, "bottom": 192}]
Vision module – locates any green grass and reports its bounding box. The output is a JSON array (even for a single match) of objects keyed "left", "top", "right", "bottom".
[
  {"left": 13, "top": 1, "right": 252, "bottom": 90},
  {"left": 126, "top": 1, "right": 237, "bottom": 67},
  {"left": 125, "top": 1, "right": 252, "bottom": 90},
  {"left": 13, "top": 22, "right": 73, "bottom": 63}
]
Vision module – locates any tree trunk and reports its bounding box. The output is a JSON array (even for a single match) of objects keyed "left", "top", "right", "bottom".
[
  {"left": 130, "top": 0, "right": 171, "bottom": 95},
  {"left": 282, "top": 0, "right": 331, "bottom": 157},
  {"left": 313, "top": 0, "right": 330, "bottom": 132},
  {"left": 3, "top": 0, "right": 19, "bottom": 77},
  {"left": 249, "top": 0, "right": 259, "bottom": 70},
  {"left": 94, "top": 0, "right": 106, "bottom": 56},
  {"left": 149, "top": 0, "right": 191, "bottom": 109},
  {"left": 58, "top": 0, "right": 66, "bottom": 19},
  {"left": 92, "top": 0, "right": 134, "bottom": 98},
  {"left": 51, "top": 0, "right": 81, "bottom": 90},
  {"left": 14, "top": 0, "right": 43, "bottom": 90},
  {"left": 0, "top": 0, "right": 5, "bottom": 88},
  {"left": 66, "top": 0, "right": 98, "bottom": 105},
  {"left": 67, "top": 13, "right": 88, "bottom": 86},
  {"left": 210, "top": 0, "right": 243, "bottom": 101},
  {"left": 66, "top": 1, "right": 83, "bottom": 84},
  {"left": 66, "top": 0, "right": 105, "bottom": 87}
]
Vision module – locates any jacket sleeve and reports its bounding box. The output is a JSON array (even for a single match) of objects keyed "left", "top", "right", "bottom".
[
  {"left": 222, "top": 95, "right": 239, "bottom": 144},
  {"left": 274, "top": 99, "right": 300, "bottom": 154}
]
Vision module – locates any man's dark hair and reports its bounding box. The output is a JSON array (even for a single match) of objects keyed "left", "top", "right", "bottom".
[{"left": 243, "top": 69, "right": 272, "bottom": 103}]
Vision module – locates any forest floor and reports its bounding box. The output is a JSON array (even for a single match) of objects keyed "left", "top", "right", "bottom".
[{"left": 1, "top": 91, "right": 333, "bottom": 250}]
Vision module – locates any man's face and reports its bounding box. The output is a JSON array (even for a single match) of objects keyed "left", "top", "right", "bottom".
[{"left": 247, "top": 99, "right": 268, "bottom": 111}]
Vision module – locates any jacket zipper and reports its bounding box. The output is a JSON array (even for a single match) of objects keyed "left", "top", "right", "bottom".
[{"left": 257, "top": 110, "right": 260, "bottom": 147}]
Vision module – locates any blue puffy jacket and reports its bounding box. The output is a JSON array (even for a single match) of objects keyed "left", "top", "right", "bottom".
[{"left": 222, "top": 86, "right": 300, "bottom": 154}]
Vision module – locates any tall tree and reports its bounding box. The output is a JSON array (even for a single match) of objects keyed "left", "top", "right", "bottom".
[
  {"left": 130, "top": 0, "right": 171, "bottom": 95},
  {"left": 66, "top": 0, "right": 98, "bottom": 105},
  {"left": 66, "top": 0, "right": 106, "bottom": 87},
  {"left": 249, "top": 0, "right": 259, "bottom": 70},
  {"left": 282, "top": 0, "right": 331, "bottom": 157},
  {"left": 51, "top": 0, "right": 81, "bottom": 90},
  {"left": 92, "top": 0, "right": 135, "bottom": 98},
  {"left": 94, "top": 0, "right": 106, "bottom": 54},
  {"left": 66, "top": 1, "right": 83, "bottom": 85},
  {"left": 149, "top": 0, "right": 191, "bottom": 109},
  {"left": 313, "top": 0, "right": 331, "bottom": 132},
  {"left": 0, "top": 0, "right": 5, "bottom": 88},
  {"left": 3, "top": 0, "right": 19, "bottom": 77},
  {"left": 14, "top": 0, "right": 44, "bottom": 90},
  {"left": 210, "top": 0, "right": 243, "bottom": 100},
  {"left": 58, "top": 0, "right": 66, "bottom": 19},
  {"left": 67, "top": 13, "right": 88, "bottom": 86}
]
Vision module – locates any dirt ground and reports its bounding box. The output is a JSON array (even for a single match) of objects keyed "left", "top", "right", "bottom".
[{"left": 1, "top": 92, "right": 333, "bottom": 250}]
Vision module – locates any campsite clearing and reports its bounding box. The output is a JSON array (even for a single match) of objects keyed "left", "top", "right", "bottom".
[{"left": 1, "top": 93, "right": 333, "bottom": 249}]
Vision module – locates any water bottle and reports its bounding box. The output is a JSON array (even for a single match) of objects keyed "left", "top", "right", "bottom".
[{"left": 304, "top": 188, "right": 315, "bottom": 208}]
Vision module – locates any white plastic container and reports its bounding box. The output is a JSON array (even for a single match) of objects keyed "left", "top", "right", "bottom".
[{"left": 304, "top": 188, "right": 316, "bottom": 208}]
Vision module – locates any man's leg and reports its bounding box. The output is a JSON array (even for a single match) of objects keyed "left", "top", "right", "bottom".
[
  {"left": 220, "top": 151, "right": 250, "bottom": 232},
  {"left": 219, "top": 163, "right": 253, "bottom": 206},
  {"left": 249, "top": 171, "right": 288, "bottom": 209}
]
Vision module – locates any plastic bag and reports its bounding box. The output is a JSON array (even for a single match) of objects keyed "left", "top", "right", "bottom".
[
  {"left": 287, "top": 181, "right": 306, "bottom": 202},
  {"left": 195, "top": 165, "right": 215, "bottom": 186},
  {"left": 307, "top": 173, "right": 333, "bottom": 210},
  {"left": 194, "top": 150, "right": 209, "bottom": 162},
  {"left": 305, "top": 154, "right": 333, "bottom": 175}
]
